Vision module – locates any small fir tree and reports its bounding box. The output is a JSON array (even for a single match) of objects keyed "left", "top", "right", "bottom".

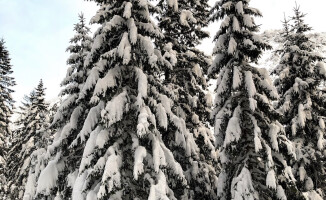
[
  {"left": 7, "top": 80, "right": 49, "bottom": 199},
  {"left": 7, "top": 92, "right": 35, "bottom": 199},
  {"left": 210, "top": 0, "right": 295, "bottom": 199},
  {"left": 273, "top": 5, "right": 326, "bottom": 199},
  {"left": 23, "top": 14, "right": 93, "bottom": 199}
]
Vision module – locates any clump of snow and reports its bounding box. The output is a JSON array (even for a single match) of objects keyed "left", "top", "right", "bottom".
[
  {"left": 251, "top": 116, "right": 262, "bottom": 152},
  {"left": 101, "top": 149, "right": 122, "bottom": 195},
  {"left": 276, "top": 185, "right": 287, "bottom": 200},
  {"left": 205, "top": 92, "right": 213, "bottom": 107},
  {"left": 67, "top": 171, "right": 78, "bottom": 188},
  {"left": 233, "top": 17, "right": 240, "bottom": 32},
  {"left": 156, "top": 103, "right": 168, "bottom": 129},
  {"left": 152, "top": 137, "right": 167, "bottom": 172},
  {"left": 249, "top": 98, "right": 257, "bottom": 111},
  {"left": 320, "top": 118, "right": 325, "bottom": 129},
  {"left": 36, "top": 160, "right": 59, "bottom": 195},
  {"left": 92, "top": 66, "right": 121, "bottom": 100},
  {"left": 168, "top": 0, "right": 178, "bottom": 11},
  {"left": 297, "top": 104, "right": 306, "bottom": 127},
  {"left": 79, "top": 127, "right": 101, "bottom": 172},
  {"left": 86, "top": 190, "right": 98, "bottom": 200},
  {"left": 123, "top": 2, "right": 132, "bottom": 19},
  {"left": 266, "top": 170, "right": 276, "bottom": 189},
  {"left": 284, "top": 166, "right": 296, "bottom": 183},
  {"left": 299, "top": 166, "right": 306, "bottom": 181},
  {"left": 96, "top": 129, "right": 110, "bottom": 149},
  {"left": 269, "top": 123, "right": 280, "bottom": 152},
  {"left": 136, "top": 68, "right": 148, "bottom": 98},
  {"left": 140, "top": 35, "right": 158, "bottom": 66},
  {"left": 148, "top": 171, "right": 170, "bottom": 200},
  {"left": 303, "top": 190, "right": 323, "bottom": 200},
  {"left": 23, "top": 173, "right": 36, "bottom": 200},
  {"left": 305, "top": 177, "right": 314, "bottom": 191},
  {"left": 215, "top": 68, "right": 230, "bottom": 105},
  {"left": 218, "top": 148, "right": 229, "bottom": 164},
  {"left": 243, "top": 14, "right": 254, "bottom": 27},
  {"left": 162, "top": 43, "right": 177, "bottom": 68},
  {"left": 133, "top": 146, "right": 147, "bottom": 180},
  {"left": 118, "top": 32, "right": 132, "bottom": 65},
  {"left": 228, "top": 37, "right": 237, "bottom": 54},
  {"left": 235, "top": 1, "right": 244, "bottom": 15},
  {"left": 72, "top": 172, "right": 87, "bottom": 200},
  {"left": 192, "top": 114, "right": 200, "bottom": 124},
  {"left": 232, "top": 66, "right": 242, "bottom": 89},
  {"left": 180, "top": 10, "right": 197, "bottom": 27},
  {"left": 220, "top": 16, "right": 230, "bottom": 30},
  {"left": 159, "top": 94, "right": 172, "bottom": 114},
  {"left": 224, "top": 106, "right": 241, "bottom": 147},
  {"left": 192, "top": 64, "right": 202, "bottom": 78},
  {"left": 257, "top": 68, "right": 279, "bottom": 99},
  {"left": 79, "top": 67, "right": 100, "bottom": 100},
  {"left": 101, "top": 91, "right": 129, "bottom": 128},
  {"left": 127, "top": 18, "right": 138, "bottom": 44},
  {"left": 221, "top": 1, "right": 232, "bottom": 10},
  {"left": 317, "top": 129, "right": 325, "bottom": 150},
  {"left": 317, "top": 62, "right": 326, "bottom": 76},
  {"left": 231, "top": 167, "right": 258, "bottom": 200},
  {"left": 245, "top": 71, "right": 256, "bottom": 98},
  {"left": 137, "top": 106, "right": 150, "bottom": 137},
  {"left": 217, "top": 171, "right": 227, "bottom": 197},
  {"left": 79, "top": 101, "right": 104, "bottom": 142}
]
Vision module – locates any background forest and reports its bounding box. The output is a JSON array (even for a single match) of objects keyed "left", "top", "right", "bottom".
[{"left": 0, "top": 0, "right": 326, "bottom": 200}]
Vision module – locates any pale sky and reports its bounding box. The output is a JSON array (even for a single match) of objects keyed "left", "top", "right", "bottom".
[{"left": 0, "top": 0, "right": 325, "bottom": 105}]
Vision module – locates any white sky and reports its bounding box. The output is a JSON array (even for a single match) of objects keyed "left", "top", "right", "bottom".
[{"left": 0, "top": 0, "right": 325, "bottom": 105}]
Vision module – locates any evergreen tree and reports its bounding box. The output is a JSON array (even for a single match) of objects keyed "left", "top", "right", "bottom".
[
  {"left": 7, "top": 80, "right": 49, "bottom": 199},
  {"left": 157, "top": 0, "right": 218, "bottom": 198},
  {"left": 209, "top": 1, "right": 295, "bottom": 199},
  {"left": 7, "top": 92, "right": 35, "bottom": 199},
  {"left": 273, "top": 5, "right": 326, "bottom": 199},
  {"left": 33, "top": 1, "right": 214, "bottom": 199},
  {"left": 0, "top": 38, "right": 15, "bottom": 198},
  {"left": 23, "top": 14, "right": 93, "bottom": 200}
]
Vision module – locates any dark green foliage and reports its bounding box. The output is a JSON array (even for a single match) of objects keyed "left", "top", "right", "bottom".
[
  {"left": 29, "top": 13, "right": 94, "bottom": 199},
  {"left": 273, "top": 5, "right": 326, "bottom": 199},
  {"left": 157, "top": 0, "right": 218, "bottom": 198},
  {"left": 209, "top": 0, "right": 295, "bottom": 199},
  {"left": 0, "top": 38, "right": 15, "bottom": 198},
  {"left": 7, "top": 80, "right": 48, "bottom": 199}
]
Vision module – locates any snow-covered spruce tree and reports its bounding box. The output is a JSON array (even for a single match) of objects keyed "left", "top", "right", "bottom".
[
  {"left": 156, "top": 0, "right": 218, "bottom": 198},
  {"left": 7, "top": 91, "right": 35, "bottom": 199},
  {"left": 0, "top": 38, "right": 15, "bottom": 198},
  {"left": 273, "top": 5, "right": 326, "bottom": 200},
  {"left": 23, "top": 14, "right": 93, "bottom": 200},
  {"left": 209, "top": 1, "right": 297, "bottom": 199},
  {"left": 272, "top": 14, "right": 295, "bottom": 95},
  {"left": 34, "top": 1, "right": 211, "bottom": 199},
  {"left": 6, "top": 80, "right": 49, "bottom": 199}
]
